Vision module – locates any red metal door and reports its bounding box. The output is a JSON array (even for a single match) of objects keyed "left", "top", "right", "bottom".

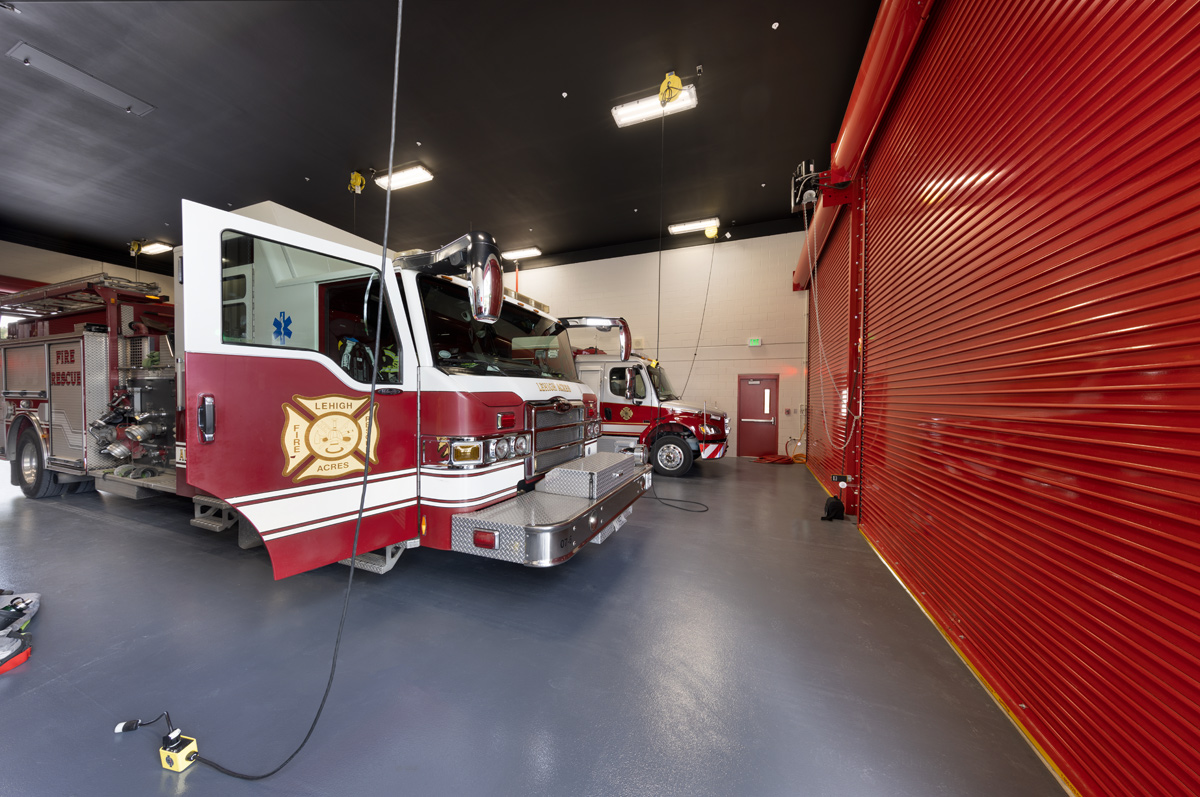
[
  {"left": 844, "top": 1, "right": 1200, "bottom": 794},
  {"left": 736, "top": 374, "right": 778, "bottom": 456},
  {"left": 181, "top": 201, "right": 419, "bottom": 579}
]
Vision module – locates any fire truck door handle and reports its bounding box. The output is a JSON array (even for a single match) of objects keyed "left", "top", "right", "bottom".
[{"left": 197, "top": 394, "right": 216, "bottom": 442}]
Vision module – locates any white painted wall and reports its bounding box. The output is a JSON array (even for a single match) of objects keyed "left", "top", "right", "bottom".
[
  {"left": 0, "top": 240, "right": 169, "bottom": 289},
  {"left": 505, "top": 232, "right": 810, "bottom": 456}
]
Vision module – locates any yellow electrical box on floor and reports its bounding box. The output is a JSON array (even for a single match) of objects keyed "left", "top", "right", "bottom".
[{"left": 159, "top": 736, "right": 197, "bottom": 772}]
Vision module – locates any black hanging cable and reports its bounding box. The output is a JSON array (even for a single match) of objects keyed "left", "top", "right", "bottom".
[
  {"left": 187, "top": 0, "right": 406, "bottom": 780},
  {"left": 677, "top": 239, "right": 717, "bottom": 399},
  {"left": 647, "top": 109, "right": 707, "bottom": 514}
]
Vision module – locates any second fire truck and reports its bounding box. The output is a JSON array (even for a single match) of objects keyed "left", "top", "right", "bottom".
[{"left": 562, "top": 317, "right": 728, "bottom": 477}]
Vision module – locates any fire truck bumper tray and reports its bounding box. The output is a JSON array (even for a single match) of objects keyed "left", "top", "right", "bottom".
[{"left": 450, "top": 452, "right": 652, "bottom": 566}]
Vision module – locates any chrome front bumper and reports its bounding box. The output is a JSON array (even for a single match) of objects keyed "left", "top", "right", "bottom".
[{"left": 449, "top": 458, "right": 652, "bottom": 566}]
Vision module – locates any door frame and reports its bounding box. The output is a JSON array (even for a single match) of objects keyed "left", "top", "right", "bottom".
[{"left": 736, "top": 373, "right": 779, "bottom": 457}]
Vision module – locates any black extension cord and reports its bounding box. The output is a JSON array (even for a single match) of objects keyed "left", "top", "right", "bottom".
[{"left": 116, "top": 0, "right": 407, "bottom": 781}]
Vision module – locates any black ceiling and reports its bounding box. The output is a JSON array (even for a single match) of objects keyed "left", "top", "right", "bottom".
[{"left": 0, "top": 0, "right": 878, "bottom": 276}]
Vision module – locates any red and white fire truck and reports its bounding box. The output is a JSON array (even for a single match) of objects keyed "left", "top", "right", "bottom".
[
  {"left": 562, "top": 318, "right": 728, "bottom": 477},
  {"left": 0, "top": 201, "right": 651, "bottom": 578}
]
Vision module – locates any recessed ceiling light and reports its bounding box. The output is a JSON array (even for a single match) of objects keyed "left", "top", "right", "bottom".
[
  {"left": 611, "top": 84, "right": 698, "bottom": 128},
  {"left": 772, "top": 22, "right": 779, "bottom": 30},
  {"left": 139, "top": 242, "right": 172, "bottom": 255},
  {"left": 500, "top": 247, "right": 542, "bottom": 261},
  {"left": 374, "top": 164, "right": 433, "bottom": 190},
  {"left": 668, "top": 217, "right": 720, "bottom": 235}
]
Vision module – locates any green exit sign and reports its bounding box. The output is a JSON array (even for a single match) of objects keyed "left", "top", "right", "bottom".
[{"left": 748, "top": 337, "right": 762, "bottom": 347}]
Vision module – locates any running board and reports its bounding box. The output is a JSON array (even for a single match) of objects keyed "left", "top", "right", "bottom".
[
  {"left": 338, "top": 539, "right": 419, "bottom": 574},
  {"left": 191, "top": 495, "right": 238, "bottom": 532}
]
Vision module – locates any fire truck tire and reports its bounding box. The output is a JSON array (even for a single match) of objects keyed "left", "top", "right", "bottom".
[
  {"left": 16, "top": 428, "right": 65, "bottom": 499},
  {"left": 67, "top": 479, "right": 97, "bottom": 494},
  {"left": 651, "top": 435, "right": 693, "bottom": 477}
]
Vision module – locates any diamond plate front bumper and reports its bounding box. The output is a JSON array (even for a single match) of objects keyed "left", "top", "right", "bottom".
[{"left": 450, "top": 460, "right": 652, "bottom": 566}]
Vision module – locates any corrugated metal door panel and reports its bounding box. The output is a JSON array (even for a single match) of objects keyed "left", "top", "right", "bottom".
[
  {"left": 806, "top": 209, "right": 851, "bottom": 489},
  {"left": 858, "top": 0, "right": 1200, "bottom": 794}
]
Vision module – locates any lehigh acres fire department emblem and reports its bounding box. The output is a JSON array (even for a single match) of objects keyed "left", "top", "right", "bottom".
[
  {"left": 620, "top": 407, "right": 633, "bottom": 421},
  {"left": 281, "top": 395, "right": 379, "bottom": 482}
]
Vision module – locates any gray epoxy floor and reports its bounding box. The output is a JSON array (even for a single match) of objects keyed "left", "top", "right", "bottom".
[{"left": 0, "top": 458, "right": 1063, "bottom": 797}]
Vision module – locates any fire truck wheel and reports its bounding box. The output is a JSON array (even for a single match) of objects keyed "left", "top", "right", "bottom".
[
  {"left": 651, "top": 435, "right": 693, "bottom": 477},
  {"left": 67, "top": 479, "right": 97, "bottom": 494},
  {"left": 16, "top": 428, "right": 65, "bottom": 499}
]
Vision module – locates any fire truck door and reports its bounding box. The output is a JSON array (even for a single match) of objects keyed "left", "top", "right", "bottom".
[{"left": 180, "top": 200, "right": 419, "bottom": 579}]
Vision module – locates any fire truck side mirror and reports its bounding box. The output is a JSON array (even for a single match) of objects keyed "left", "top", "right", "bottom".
[
  {"left": 469, "top": 243, "right": 503, "bottom": 325},
  {"left": 624, "top": 367, "right": 636, "bottom": 401},
  {"left": 617, "top": 317, "right": 631, "bottom": 360}
]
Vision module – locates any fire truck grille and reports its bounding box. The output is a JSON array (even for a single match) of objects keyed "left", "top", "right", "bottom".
[
  {"left": 529, "top": 401, "right": 586, "bottom": 475},
  {"left": 535, "top": 444, "right": 582, "bottom": 473},
  {"left": 535, "top": 424, "right": 583, "bottom": 451},
  {"left": 534, "top": 406, "right": 584, "bottom": 428}
]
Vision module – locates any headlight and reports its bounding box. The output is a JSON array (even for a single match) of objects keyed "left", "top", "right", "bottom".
[
  {"left": 514, "top": 434, "right": 530, "bottom": 456},
  {"left": 495, "top": 437, "right": 511, "bottom": 459},
  {"left": 724, "top": 416, "right": 730, "bottom": 433},
  {"left": 700, "top": 424, "right": 716, "bottom": 435},
  {"left": 450, "top": 441, "right": 483, "bottom": 465}
]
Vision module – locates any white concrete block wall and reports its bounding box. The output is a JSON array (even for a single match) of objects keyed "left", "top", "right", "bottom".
[
  {"left": 0, "top": 240, "right": 167, "bottom": 289},
  {"left": 506, "top": 232, "right": 811, "bottom": 456}
]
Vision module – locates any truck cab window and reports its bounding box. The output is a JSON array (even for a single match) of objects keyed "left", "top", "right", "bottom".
[
  {"left": 416, "top": 275, "right": 577, "bottom": 381},
  {"left": 324, "top": 279, "right": 400, "bottom": 384},
  {"left": 609, "top": 367, "right": 645, "bottom": 400},
  {"left": 219, "top": 230, "right": 400, "bottom": 384}
]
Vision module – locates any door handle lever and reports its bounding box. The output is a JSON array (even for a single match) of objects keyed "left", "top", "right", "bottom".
[{"left": 197, "top": 394, "right": 215, "bottom": 442}]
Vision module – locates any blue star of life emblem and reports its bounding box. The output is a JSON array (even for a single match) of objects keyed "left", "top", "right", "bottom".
[{"left": 272, "top": 312, "right": 292, "bottom": 345}]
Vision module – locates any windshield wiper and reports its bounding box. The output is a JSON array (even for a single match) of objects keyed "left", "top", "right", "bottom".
[{"left": 490, "top": 357, "right": 545, "bottom": 376}]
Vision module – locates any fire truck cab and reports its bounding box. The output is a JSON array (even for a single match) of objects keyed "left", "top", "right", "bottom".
[
  {"left": 563, "top": 317, "right": 728, "bottom": 477},
  {"left": 0, "top": 202, "right": 652, "bottom": 578}
]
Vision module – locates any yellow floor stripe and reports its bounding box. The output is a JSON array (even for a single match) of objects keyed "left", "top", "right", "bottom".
[
  {"left": 857, "top": 524, "right": 1081, "bottom": 797},
  {"left": 806, "top": 462, "right": 836, "bottom": 498}
]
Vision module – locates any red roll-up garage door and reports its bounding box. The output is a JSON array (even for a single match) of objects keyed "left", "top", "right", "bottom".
[
  {"left": 857, "top": 1, "right": 1200, "bottom": 795},
  {"left": 806, "top": 209, "right": 853, "bottom": 491}
]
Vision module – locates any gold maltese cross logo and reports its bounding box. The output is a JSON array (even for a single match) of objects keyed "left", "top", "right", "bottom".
[
  {"left": 620, "top": 406, "right": 633, "bottom": 421},
  {"left": 281, "top": 395, "right": 379, "bottom": 482}
]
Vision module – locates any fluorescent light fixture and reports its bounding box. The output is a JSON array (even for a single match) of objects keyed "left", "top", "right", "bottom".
[
  {"left": 500, "top": 247, "right": 541, "bottom": 261},
  {"left": 611, "top": 84, "right": 698, "bottom": 128},
  {"left": 667, "top": 217, "right": 720, "bottom": 235},
  {"left": 139, "top": 242, "right": 172, "bottom": 255},
  {"left": 374, "top": 164, "right": 433, "bottom": 191}
]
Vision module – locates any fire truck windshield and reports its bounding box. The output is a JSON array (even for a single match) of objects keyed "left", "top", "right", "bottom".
[
  {"left": 417, "top": 276, "right": 579, "bottom": 381},
  {"left": 647, "top": 363, "right": 679, "bottom": 400}
]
